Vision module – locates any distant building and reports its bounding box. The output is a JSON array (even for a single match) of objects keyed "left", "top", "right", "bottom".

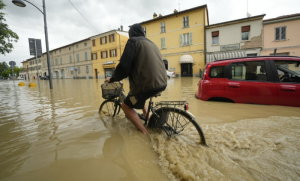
[
  {"left": 138, "top": 5, "right": 209, "bottom": 77},
  {"left": 261, "top": 13, "right": 300, "bottom": 56},
  {"left": 206, "top": 14, "right": 265, "bottom": 63},
  {"left": 90, "top": 30, "right": 129, "bottom": 79}
]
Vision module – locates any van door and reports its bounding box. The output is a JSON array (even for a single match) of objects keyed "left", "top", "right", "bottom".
[{"left": 224, "top": 60, "right": 278, "bottom": 105}]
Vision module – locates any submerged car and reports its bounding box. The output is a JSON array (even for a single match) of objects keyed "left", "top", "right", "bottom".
[
  {"left": 195, "top": 56, "right": 300, "bottom": 107},
  {"left": 166, "top": 70, "right": 176, "bottom": 78}
]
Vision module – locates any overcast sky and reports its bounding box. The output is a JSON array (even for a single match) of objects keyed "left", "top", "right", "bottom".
[{"left": 1, "top": 0, "right": 299, "bottom": 67}]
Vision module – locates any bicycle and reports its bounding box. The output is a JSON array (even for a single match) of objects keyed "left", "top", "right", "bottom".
[{"left": 99, "top": 81, "right": 207, "bottom": 146}]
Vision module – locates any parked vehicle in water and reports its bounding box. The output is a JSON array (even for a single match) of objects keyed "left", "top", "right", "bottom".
[
  {"left": 17, "top": 76, "right": 23, "bottom": 80},
  {"left": 195, "top": 56, "right": 300, "bottom": 107},
  {"left": 40, "top": 76, "right": 50, "bottom": 80},
  {"left": 166, "top": 70, "right": 176, "bottom": 78}
]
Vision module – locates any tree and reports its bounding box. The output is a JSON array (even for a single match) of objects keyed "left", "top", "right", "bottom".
[
  {"left": 0, "top": 61, "right": 9, "bottom": 77},
  {"left": 0, "top": 0, "right": 19, "bottom": 55},
  {"left": 4, "top": 66, "right": 21, "bottom": 78}
]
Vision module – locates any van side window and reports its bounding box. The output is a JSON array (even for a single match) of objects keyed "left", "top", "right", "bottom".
[
  {"left": 209, "top": 66, "right": 225, "bottom": 78},
  {"left": 231, "top": 61, "right": 267, "bottom": 81},
  {"left": 274, "top": 60, "right": 300, "bottom": 83}
]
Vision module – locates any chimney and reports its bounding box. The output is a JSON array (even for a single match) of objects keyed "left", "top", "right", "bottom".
[
  {"left": 153, "top": 12, "right": 157, "bottom": 19},
  {"left": 120, "top": 25, "right": 123, "bottom": 31},
  {"left": 159, "top": 14, "right": 162, "bottom": 17},
  {"left": 174, "top": 9, "right": 178, "bottom": 13}
]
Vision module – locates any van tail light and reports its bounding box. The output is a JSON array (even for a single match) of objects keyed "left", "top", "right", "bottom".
[{"left": 203, "top": 65, "right": 212, "bottom": 80}]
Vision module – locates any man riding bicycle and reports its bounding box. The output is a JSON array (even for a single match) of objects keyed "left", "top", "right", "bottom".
[{"left": 106, "top": 23, "right": 167, "bottom": 135}]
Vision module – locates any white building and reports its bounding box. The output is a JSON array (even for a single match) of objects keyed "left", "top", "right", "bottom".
[{"left": 206, "top": 14, "right": 265, "bottom": 63}]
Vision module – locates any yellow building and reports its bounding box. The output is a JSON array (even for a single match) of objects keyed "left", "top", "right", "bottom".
[
  {"left": 90, "top": 30, "right": 129, "bottom": 78},
  {"left": 139, "top": 5, "right": 208, "bottom": 76}
]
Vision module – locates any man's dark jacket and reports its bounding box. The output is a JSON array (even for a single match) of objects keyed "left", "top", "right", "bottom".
[{"left": 110, "top": 24, "right": 167, "bottom": 95}]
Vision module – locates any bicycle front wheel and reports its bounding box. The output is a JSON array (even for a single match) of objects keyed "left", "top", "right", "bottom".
[
  {"left": 99, "top": 99, "right": 116, "bottom": 116},
  {"left": 149, "top": 107, "right": 206, "bottom": 145}
]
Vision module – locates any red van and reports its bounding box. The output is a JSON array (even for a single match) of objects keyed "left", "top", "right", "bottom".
[{"left": 195, "top": 56, "right": 300, "bottom": 107}]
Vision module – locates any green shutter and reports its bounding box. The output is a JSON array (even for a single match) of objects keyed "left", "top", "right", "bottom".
[
  {"left": 179, "top": 34, "right": 183, "bottom": 46},
  {"left": 164, "top": 37, "right": 166, "bottom": 48},
  {"left": 161, "top": 38, "right": 163, "bottom": 49},
  {"left": 189, "top": 32, "right": 193, "bottom": 45}
]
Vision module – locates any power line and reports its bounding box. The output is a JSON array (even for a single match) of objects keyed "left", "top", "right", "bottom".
[{"left": 67, "top": 0, "right": 99, "bottom": 33}]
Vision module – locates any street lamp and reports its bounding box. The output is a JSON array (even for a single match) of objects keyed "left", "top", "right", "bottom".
[{"left": 12, "top": 0, "right": 53, "bottom": 89}]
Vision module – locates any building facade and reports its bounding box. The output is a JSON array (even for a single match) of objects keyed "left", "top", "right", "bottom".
[
  {"left": 90, "top": 30, "right": 129, "bottom": 79},
  {"left": 139, "top": 5, "right": 208, "bottom": 77},
  {"left": 206, "top": 14, "right": 265, "bottom": 63},
  {"left": 261, "top": 13, "right": 300, "bottom": 57}
]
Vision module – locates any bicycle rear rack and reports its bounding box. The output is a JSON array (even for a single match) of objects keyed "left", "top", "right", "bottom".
[{"left": 155, "top": 101, "right": 188, "bottom": 110}]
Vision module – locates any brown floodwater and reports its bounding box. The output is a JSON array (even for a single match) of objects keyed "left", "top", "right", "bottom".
[{"left": 0, "top": 77, "right": 300, "bottom": 181}]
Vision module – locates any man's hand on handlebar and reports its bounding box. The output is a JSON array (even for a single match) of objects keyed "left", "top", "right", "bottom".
[{"left": 105, "top": 77, "right": 111, "bottom": 83}]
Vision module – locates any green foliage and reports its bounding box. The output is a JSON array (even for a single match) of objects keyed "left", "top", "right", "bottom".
[
  {"left": 0, "top": 0, "right": 19, "bottom": 55},
  {"left": 0, "top": 61, "right": 9, "bottom": 77}
]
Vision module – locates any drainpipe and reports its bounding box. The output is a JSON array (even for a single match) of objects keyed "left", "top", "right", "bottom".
[{"left": 73, "top": 44, "right": 76, "bottom": 79}]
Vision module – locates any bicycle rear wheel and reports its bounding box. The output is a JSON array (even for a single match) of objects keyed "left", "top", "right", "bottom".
[{"left": 149, "top": 107, "right": 206, "bottom": 145}]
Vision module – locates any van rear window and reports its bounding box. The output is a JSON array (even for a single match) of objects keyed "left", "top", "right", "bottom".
[{"left": 209, "top": 66, "right": 225, "bottom": 78}]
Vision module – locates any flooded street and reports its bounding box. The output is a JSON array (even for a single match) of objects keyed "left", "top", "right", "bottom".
[{"left": 1, "top": 77, "right": 300, "bottom": 181}]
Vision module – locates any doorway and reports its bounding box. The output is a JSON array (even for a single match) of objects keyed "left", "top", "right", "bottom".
[
  {"left": 181, "top": 63, "right": 193, "bottom": 77},
  {"left": 55, "top": 71, "right": 59, "bottom": 79},
  {"left": 95, "top": 69, "right": 98, "bottom": 79},
  {"left": 163, "top": 59, "right": 168, "bottom": 70},
  {"left": 61, "top": 69, "right": 65, "bottom": 79}
]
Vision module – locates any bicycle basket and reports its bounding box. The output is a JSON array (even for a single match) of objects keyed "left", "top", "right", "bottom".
[{"left": 101, "top": 83, "right": 122, "bottom": 99}]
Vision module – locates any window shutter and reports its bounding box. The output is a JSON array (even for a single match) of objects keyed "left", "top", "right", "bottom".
[
  {"left": 105, "top": 36, "right": 107, "bottom": 43},
  {"left": 187, "top": 16, "right": 189, "bottom": 26},
  {"left": 109, "top": 35, "right": 111, "bottom": 43},
  {"left": 163, "top": 37, "right": 166, "bottom": 48},
  {"left": 275, "top": 28, "right": 280, "bottom": 40},
  {"left": 112, "top": 34, "right": 115, "bottom": 42},
  {"left": 189, "top": 32, "right": 193, "bottom": 45},
  {"left": 110, "top": 50, "right": 112, "bottom": 57},
  {"left": 100, "top": 38, "right": 102, "bottom": 45},
  {"left": 281, "top": 27, "right": 286, "bottom": 39},
  {"left": 179, "top": 34, "right": 183, "bottom": 46},
  {"left": 106, "top": 50, "right": 108, "bottom": 58},
  {"left": 161, "top": 38, "right": 163, "bottom": 49},
  {"left": 95, "top": 53, "right": 97, "bottom": 59},
  {"left": 101, "top": 52, "right": 103, "bottom": 59},
  {"left": 241, "top": 26, "right": 250, "bottom": 32},
  {"left": 91, "top": 53, "right": 93, "bottom": 60},
  {"left": 115, "top": 49, "right": 117, "bottom": 56}
]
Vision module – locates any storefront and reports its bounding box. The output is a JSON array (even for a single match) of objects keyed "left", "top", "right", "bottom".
[{"left": 179, "top": 55, "right": 194, "bottom": 77}]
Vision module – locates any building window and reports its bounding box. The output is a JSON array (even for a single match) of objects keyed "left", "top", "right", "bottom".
[
  {"left": 241, "top": 26, "right": 250, "bottom": 41},
  {"left": 109, "top": 34, "right": 115, "bottom": 42},
  {"left": 92, "top": 53, "right": 97, "bottom": 60},
  {"left": 69, "top": 55, "right": 72, "bottom": 63},
  {"left": 110, "top": 49, "right": 117, "bottom": 57},
  {"left": 84, "top": 42, "right": 87, "bottom": 46},
  {"left": 212, "top": 31, "right": 219, "bottom": 45},
  {"left": 92, "top": 39, "right": 95, "bottom": 46},
  {"left": 55, "top": 59, "right": 58, "bottom": 65},
  {"left": 101, "top": 36, "right": 107, "bottom": 44},
  {"left": 85, "top": 52, "right": 88, "bottom": 60},
  {"left": 275, "top": 26, "right": 286, "bottom": 41},
  {"left": 60, "top": 58, "right": 62, "bottom": 65},
  {"left": 183, "top": 16, "right": 189, "bottom": 27},
  {"left": 161, "top": 22, "right": 165, "bottom": 33},
  {"left": 180, "top": 32, "right": 193, "bottom": 46},
  {"left": 76, "top": 45, "right": 78, "bottom": 48},
  {"left": 76, "top": 54, "right": 79, "bottom": 62},
  {"left": 78, "top": 67, "right": 80, "bottom": 74},
  {"left": 161, "top": 37, "right": 166, "bottom": 49},
  {"left": 143, "top": 27, "right": 146, "bottom": 36},
  {"left": 69, "top": 47, "right": 71, "bottom": 50},
  {"left": 60, "top": 50, "right": 61, "bottom": 53},
  {"left": 51, "top": 60, "right": 53, "bottom": 66},
  {"left": 43, "top": 61, "right": 45, "bottom": 68},
  {"left": 101, "top": 51, "right": 108, "bottom": 58},
  {"left": 86, "top": 66, "right": 89, "bottom": 73}
]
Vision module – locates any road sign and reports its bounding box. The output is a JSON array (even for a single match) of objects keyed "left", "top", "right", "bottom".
[
  {"left": 28, "top": 38, "right": 42, "bottom": 57},
  {"left": 74, "top": 68, "right": 77, "bottom": 71},
  {"left": 9, "top": 61, "right": 16, "bottom": 66}
]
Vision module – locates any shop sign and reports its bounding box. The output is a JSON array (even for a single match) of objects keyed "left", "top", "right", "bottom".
[{"left": 220, "top": 44, "right": 240, "bottom": 51}]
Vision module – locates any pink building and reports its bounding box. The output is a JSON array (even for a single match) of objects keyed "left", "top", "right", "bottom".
[{"left": 262, "top": 13, "right": 300, "bottom": 56}]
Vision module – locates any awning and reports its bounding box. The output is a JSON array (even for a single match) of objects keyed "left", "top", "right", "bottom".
[
  {"left": 206, "top": 51, "right": 246, "bottom": 63},
  {"left": 179, "top": 55, "right": 194, "bottom": 64}
]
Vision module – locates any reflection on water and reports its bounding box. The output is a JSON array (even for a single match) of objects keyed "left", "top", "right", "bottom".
[{"left": 0, "top": 78, "right": 300, "bottom": 180}]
